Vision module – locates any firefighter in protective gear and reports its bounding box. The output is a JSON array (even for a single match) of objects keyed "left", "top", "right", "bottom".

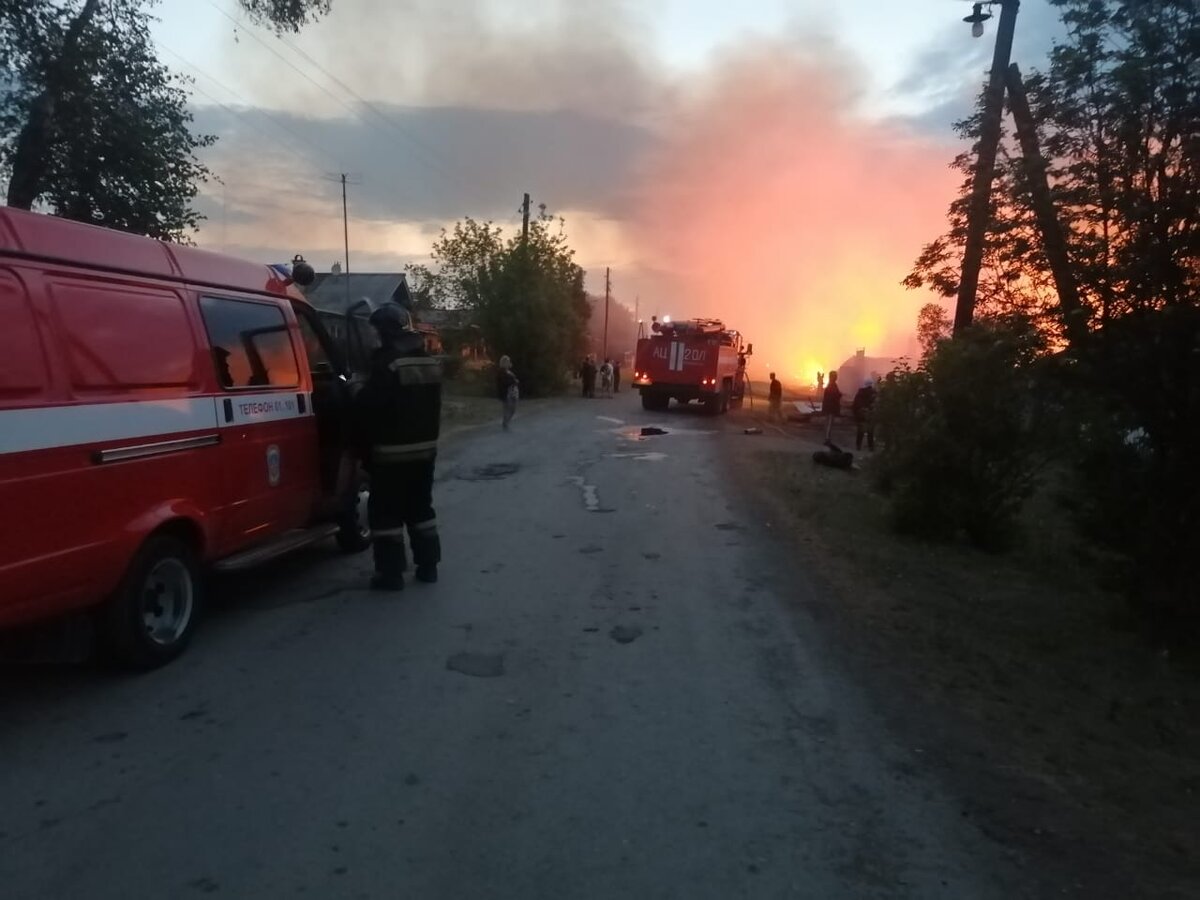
[{"left": 353, "top": 303, "right": 442, "bottom": 591}]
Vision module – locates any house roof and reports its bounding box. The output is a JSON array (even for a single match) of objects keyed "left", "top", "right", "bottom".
[
  {"left": 834, "top": 352, "right": 907, "bottom": 383},
  {"left": 301, "top": 273, "right": 411, "bottom": 314}
]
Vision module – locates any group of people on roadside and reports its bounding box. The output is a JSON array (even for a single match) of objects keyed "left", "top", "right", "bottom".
[
  {"left": 578, "top": 355, "right": 619, "bottom": 399},
  {"left": 767, "top": 369, "right": 879, "bottom": 451}
]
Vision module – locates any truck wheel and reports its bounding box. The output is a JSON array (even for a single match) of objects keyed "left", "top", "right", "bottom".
[
  {"left": 703, "top": 393, "right": 721, "bottom": 415},
  {"left": 102, "top": 535, "right": 201, "bottom": 669},
  {"left": 336, "top": 489, "right": 371, "bottom": 554}
]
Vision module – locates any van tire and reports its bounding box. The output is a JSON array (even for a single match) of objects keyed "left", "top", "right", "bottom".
[{"left": 102, "top": 535, "right": 201, "bottom": 670}]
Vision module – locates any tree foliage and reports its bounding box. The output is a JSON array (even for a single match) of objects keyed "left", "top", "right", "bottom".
[
  {"left": 906, "top": 0, "right": 1199, "bottom": 337},
  {"left": 875, "top": 320, "right": 1047, "bottom": 550},
  {"left": 410, "top": 207, "right": 590, "bottom": 395},
  {"left": 916, "top": 302, "right": 952, "bottom": 361},
  {"left": 896, "top": 0, "right": 1200, "bottom": 616},
  {"left": 238, "top": 0, "right": 331, "bottom": 32},
  {"left": 1, "top": 0, "right": 328, "bottom": 238},
  {"left": 1, "top": 0, "right": 215, "bottom": 239}
]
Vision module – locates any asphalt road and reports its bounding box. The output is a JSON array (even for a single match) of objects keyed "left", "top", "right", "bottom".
[{"left": 0, "top": 392, "right": 1026, "bottom": 899}]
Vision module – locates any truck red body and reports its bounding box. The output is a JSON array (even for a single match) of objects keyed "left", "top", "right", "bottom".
[{"left": 632, "top": 318, "right": 749, "bottom": 414}]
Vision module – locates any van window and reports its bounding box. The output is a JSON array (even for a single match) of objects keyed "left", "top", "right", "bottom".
[
  {"left": 200, "top": 296, "right": 299, "bottom": 389},
  {"left": 51, "top": 279, "right": 196, "bottom": 391},
  {"left": 296, "top": 311, "right": 332, "bottom": 373},
  {"left": 0, "top": 268, "right": 48, "bottom": 400}
]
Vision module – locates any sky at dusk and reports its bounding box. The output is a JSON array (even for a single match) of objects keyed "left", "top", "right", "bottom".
[{"left": 148, "top": 0, "right": 1068, "bottom": 379}]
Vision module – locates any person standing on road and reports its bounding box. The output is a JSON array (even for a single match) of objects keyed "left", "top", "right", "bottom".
[
  {"left": 599, "top": 359, "right": 614, "bottom": 397},
  {"left": 822, "top": 370, "right": 842, "bottom": 441},
  {"left": 612, "top": 358, "right": 621, "bottom": 393},
  {"left": 353, "top": 304, "right": 442, "bottom": 592},
  {"left": 768, "top": 372, "right": 783, "bottom": 422},
  {"left": 580, "top": 355, "right": 597, "bottom": 399},
  {"left": 852, "top": 377, "right": 877, "bottom": 451},
  {"left": 497, "top": 355, "right": 519, "bottom": 430}
]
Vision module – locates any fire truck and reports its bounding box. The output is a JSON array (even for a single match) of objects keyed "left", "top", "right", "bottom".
[{"left": 632, "top": 317, "right": 752, "bottom": 414}]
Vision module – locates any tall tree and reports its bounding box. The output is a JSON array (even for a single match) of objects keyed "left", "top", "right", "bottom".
[
  {"left": 415, "top": 207, "right": 590, "bottom": 395},
  {"left": 1, "top": 0, "right": 330, "bottom": 236},
  {"left": 906, "top": 0, "right": 1199, "bottom": 339}
]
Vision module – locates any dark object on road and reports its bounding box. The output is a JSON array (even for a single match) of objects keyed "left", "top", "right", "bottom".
[
  {"left": 456, "top": 463, "right": 520, "bottom": 481},
  {"left": 354, "top": 305, "right": 443, "bottom": 589},
  {"left": 744, "top": 427, "right": 763, "bottom": 435},
  {"left": 610, "top": 625, "right": 643, "bottom": 644},
  {"left": 641, "top": 426, "right": 668, "bottom": 436},
  {"left": 813, "top": 440, "right": 854, "bottom": 470},
  {"left": 446, "top": 652, "right": 505, "bottom": 677}
]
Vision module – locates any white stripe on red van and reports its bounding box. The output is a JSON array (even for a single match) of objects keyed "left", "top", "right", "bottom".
[{"left": 0, "top": 393, "right": 311, "bottom": 456}]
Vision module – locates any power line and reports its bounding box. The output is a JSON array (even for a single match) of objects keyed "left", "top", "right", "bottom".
[
  {"left": 205, "top": 0, "right": 497, "bottom": 207},
  {"left": 270, "top": 30, "right": 477, "bottom": 191},
  {"left": 204, "top": 0, "right": 449, "bottom": 203},
  {"left": 157, "top": 41, "right": 343, "bottom": 173}
]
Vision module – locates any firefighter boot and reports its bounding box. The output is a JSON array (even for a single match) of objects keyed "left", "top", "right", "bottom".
[
  {"left": 410, "top": 519, "right": 441, "bottom": 584},
  {"left": 370, "top": 534, "right": 406, "bottom": 591}
]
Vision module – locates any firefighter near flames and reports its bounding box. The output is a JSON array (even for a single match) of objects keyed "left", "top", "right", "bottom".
[{"left": 632, "top": 317, "right": 752, "bottom": 415}]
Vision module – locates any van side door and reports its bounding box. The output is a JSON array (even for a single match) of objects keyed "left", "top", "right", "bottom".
[{"left": 198, "top": 295, "right": 318, "bottom": 545}]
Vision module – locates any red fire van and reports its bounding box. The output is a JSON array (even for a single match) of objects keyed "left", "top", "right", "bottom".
[{"left": 0, "top": 208, "right": 369, "bottom": 667}]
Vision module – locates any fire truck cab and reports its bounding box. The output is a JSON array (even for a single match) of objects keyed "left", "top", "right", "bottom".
[
  {"left": 0, "top": 208, "right": 370, "bottom": 667},
  {"left": 632, "top": 317, "right": 750, "bottom": 414}
]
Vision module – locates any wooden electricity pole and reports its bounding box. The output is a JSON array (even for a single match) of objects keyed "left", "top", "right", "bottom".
[
  {"left": 954, "top": 0, "right": 1021, "bottom": 335},
  {"left": 603, "top": 267, "right": 611, "bottom": 362},
  {"left": 1005, "top": 63, "right": 1087, "bottom": 347},
  {"left": 521, "top": 193, "right": 531, "bottom": 243}
]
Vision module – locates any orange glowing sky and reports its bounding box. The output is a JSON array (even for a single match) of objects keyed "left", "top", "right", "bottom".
[
  {"left": 624, "top": 41, "right": 961, "bottom": 384},
  {"left": 145, "top": 0, "right": 1022, "bottom": 380}
]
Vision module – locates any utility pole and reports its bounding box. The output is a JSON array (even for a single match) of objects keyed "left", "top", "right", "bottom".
[
  {"left": 340, "top": 173, "right": 350, "bottom": 309},
  {"left": 1005, "top": 63, "right": 1086, "bottom": 347},
  {"left": 521, "top": 192, "right": 531, "bottom": 243},
  {"left": 954, "top": 0, "right": 1020, "bottom": 335},
  {"left": 603, "top": 267, "right": 611, "bottom": 362}
]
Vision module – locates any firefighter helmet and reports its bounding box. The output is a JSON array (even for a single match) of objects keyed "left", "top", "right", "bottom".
[{"left": 368, "top": 303, "right": 412, "bottom": 338}]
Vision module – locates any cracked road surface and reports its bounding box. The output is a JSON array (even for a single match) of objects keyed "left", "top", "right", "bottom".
[{"left": 0, "top": 394, "right": 1029, "bottom": 899}]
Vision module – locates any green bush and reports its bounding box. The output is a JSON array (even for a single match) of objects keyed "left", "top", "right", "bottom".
[
  {"left": 874, "top": 321, "right": 1045, "bottom": 550},
  {"left": 1061, "top": 307, "right": 1200, "bottom": 621}
]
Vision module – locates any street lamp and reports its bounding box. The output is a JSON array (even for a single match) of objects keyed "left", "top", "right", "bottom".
[{"left": 963, "top": 3, "right": 993, "bottom": 38}]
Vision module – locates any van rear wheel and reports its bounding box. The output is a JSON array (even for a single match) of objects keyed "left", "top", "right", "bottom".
[{"left": 102, "top": 535, "right": 201, "bottom": 670}]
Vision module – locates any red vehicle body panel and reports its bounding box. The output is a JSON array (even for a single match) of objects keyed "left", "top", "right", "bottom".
[
  {"left": 632, "top": 319, "right": 746, "bottom": 404},
  {"left": 0, "top": 209, "right": 325, "bottom": 629}
]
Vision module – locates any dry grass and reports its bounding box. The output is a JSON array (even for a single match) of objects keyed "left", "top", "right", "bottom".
[{"left": 727, "top": 422, "right": 1200, "bottom": 897}]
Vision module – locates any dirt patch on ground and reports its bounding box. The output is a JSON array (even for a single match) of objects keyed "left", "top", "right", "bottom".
[{"left": 723, "top": 408, "right": 1200, "bottom": 899}]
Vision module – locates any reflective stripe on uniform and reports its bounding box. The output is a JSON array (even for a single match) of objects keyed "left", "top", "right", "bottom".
[
  {"left": 372, "top": 527, "right": 407, "bottom": 538},
  {"left": 372, "top": 440, "right": 438, "bottom": 463},
  {"left": 387, "top": 357, "right": 443, "bottom": 386},
  {"left": 410, "top": 519, "right": 438, "bottom": 534}
]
